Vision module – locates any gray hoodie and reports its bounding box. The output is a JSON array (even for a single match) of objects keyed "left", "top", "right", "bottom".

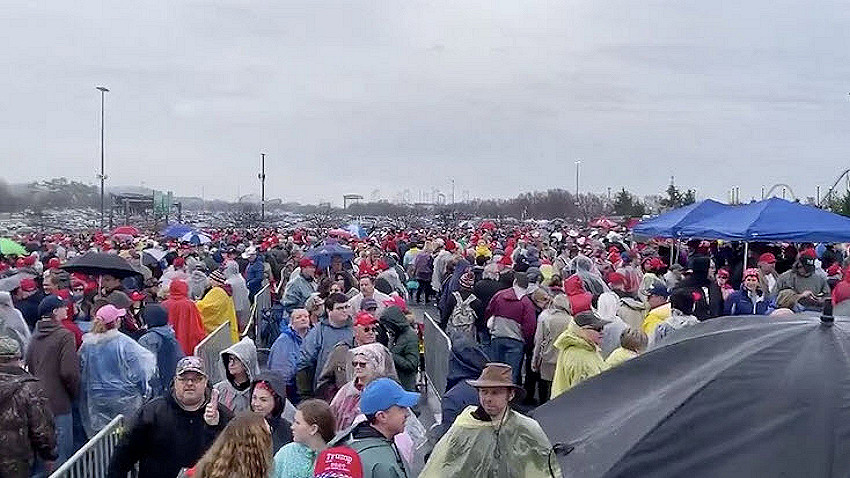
[{"left": 213, "top": 337, "right": 260, "bottom": 413}]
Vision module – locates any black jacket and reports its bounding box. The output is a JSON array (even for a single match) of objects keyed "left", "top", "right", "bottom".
[
  {"left": 107, "top": 391, "right": 232, "bottom": 478},
  {"left": 471, "top": 279, "right": 508, "bottom": 333},
  {"left": 14, "top": 291, "right": 43, "bottom": 330}
]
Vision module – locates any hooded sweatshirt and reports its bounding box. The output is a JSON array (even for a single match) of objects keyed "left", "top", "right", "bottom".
[
  {"left": 379, "top": 306, "right": 420, "bottom": 392},
  {"left": 564, "top": 275, "right": 592, "bottom": 315},
  {"left": 213, "top": 337, "right": 260, "bottom": 414},
  {"left": 550, "top": 324, "right": 607, "bottom": 399},
  {"left": 438, "top": 338, "right": 489, "bottom": 439},
  {"left": 251, "top": 371, "right": 294, "bottom": 453},
  {"left": 0, "top": 291, "right": 31, "bottom": 355},
  {"left": 162, "top": 280, "right": 207, "bottom": 355},
  {"left": 138, "top": 305, "right": 185, "bottom": 397}
]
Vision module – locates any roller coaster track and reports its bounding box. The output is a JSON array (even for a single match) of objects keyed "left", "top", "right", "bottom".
[
  {"left": 764, "top": 183, "right": 797, "bottom": 201},
  {"left": 818, "top": 169, "right": 850, "bottom": 207}
]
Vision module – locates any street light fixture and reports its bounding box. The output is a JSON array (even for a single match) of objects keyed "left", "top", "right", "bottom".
[
  {"left": 259, "top": 152, "right": 266, "bottom": 222},
  {"left": 96, "top": 86, "right": 109, "bottom": 231}
]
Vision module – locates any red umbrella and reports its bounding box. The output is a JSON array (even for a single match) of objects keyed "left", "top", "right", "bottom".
[
  {"left": 480, "top": 220, "right": 496, "bottom": 231},
  {"left": 111, "top": 225, "right": 140, "bottom": 236},
  {"left": 590, "top": 217, "right": 617, "bottom": 229}
]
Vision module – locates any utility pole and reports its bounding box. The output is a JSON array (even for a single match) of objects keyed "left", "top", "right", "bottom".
[
  {"left": 259, "top": 152, "right": 266, "bottom": 222},
  {"left": 96, "top": 86, "right": 109, "bottom": 231},
  {"left": 451, "top": 179, "right": 455, "bottom": 204},
  {"left": 574, "top": 160, "right": 581, "bottom": 204}
]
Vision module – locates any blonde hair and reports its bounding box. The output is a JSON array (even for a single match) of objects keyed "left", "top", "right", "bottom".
[
  {"left": 193, "top": 412, "right": 272, "bottom": 478},
  {"left": 91, "top": 316, "right": 118, "bottom": 334}
]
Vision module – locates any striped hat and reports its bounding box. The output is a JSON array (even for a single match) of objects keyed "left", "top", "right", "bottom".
[{"left": 209, "top": 269, "right": 226, "bottom": 285}]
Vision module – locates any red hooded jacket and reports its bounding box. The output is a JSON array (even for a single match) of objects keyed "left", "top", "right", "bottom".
[
  {"left": 564, "top": 275, "right": 592, "bottom": 315},
  {"left": 162, "top": 280, "right": 207, "bottom": 355}
]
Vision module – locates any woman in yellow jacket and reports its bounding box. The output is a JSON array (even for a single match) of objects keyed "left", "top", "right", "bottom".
[
  {"left": 550, "top": 311, "right": 609, "bottom": 400},
  {"left": 197, "top": 270, "right": 240, "bottom": 343}
]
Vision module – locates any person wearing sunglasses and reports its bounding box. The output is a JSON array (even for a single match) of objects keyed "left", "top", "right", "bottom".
[
  {"left": 550, "top": 310, "right": 609, "bottom": 400},
  {"left": 315, "top": 311, "right": 397, "bottom": 402},
  {"left": 330, "top": 343, "right": 393, "bottom": 432}
]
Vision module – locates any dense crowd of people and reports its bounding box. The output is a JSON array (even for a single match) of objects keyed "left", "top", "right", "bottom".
[{"left": 0, "top": 221, "right": 846, "bottom": 477}]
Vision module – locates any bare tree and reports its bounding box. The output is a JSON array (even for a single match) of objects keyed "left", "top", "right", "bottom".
[{"left": 307, "top": 203, "right": 336, "bottom": 229}]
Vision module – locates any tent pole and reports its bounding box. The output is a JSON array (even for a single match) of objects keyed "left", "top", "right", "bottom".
[
  {"left": 743, "top": 242, "right": 749, "bottom": 271},
  {"left": 670, "top": 240, "right": 675, "bottom": 266}
]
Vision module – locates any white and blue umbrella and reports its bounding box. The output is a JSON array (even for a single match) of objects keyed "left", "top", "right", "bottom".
[{"left": 180, "top": 231, "right": 211, "bottom": 245}]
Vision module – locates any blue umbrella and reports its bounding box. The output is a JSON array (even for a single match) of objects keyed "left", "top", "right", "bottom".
[
  {"left": 162, "top": 223, "right": 194, "bottom": 238},
  {"left": 346, "top": 223, "right": 367, "bottom": 239},
  {"left": 306, "top": 242, "right": 355, "bottom": 269}
]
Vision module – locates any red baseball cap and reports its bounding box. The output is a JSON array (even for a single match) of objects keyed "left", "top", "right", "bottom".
[
  {"left": 758, "top": 253, "right": 776, "bottom": 264},
  {"left": 800, "top": 249, "right": 817, "bottom": 259},
  {"left": 354, "top": 311, "right": 377, "bottom": 327},
  {"left": 299, "top": 257, "right": 316, "bottom": 269},
  {"left": 19, "top": 278, "right": 37, "bottom": 292},
  {"left": 48, "top": 257, "right": 61, "bottom": 269},
  {"left": 313, "top": 446, "right": 364, "bottom": 478}
]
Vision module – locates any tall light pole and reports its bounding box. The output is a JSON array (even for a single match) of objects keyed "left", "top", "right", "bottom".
[
  {"left": 574, "top": 159, "right": 581, "bottom": 202},
  {"left": 259, "top": 152, "right": 266, "bottom": 222},
  {"left": 96, "top": 86, "right": 109, "bottom": 231}
]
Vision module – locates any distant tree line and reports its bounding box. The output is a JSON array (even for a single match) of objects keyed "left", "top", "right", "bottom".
[
  {"left": 0, "top": 178, "right": 99, "bottom": 212},
  {"left": 1, "top": 177, "right": 700, "bottom": 220}
]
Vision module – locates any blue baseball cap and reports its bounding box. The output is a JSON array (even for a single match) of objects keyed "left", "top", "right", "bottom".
[
  {"left": 648, "top": 283, "right": 670, "bottom": 298},
  {"left": 38, "top": 295, "right": 67, "bottom": 318},
  {"left": 360, "top": 378, "right": 420, "bottom": 415}
]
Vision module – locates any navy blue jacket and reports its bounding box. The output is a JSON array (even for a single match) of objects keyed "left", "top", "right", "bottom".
[{"left": 724, "top": 288, "right": 770, "bottom": 316}]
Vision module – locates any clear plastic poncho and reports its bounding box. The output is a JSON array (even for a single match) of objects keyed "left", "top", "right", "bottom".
[
  {"left": 79, "top": 329, "right": 156, "bottom": 437},
  {"left": 420, "top": 406, "right": 562, "bottom": 478}
]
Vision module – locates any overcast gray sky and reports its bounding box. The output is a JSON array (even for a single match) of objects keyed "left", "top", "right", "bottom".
[{"left": 3, "top": 1, "right": 849, "bottom": 205}]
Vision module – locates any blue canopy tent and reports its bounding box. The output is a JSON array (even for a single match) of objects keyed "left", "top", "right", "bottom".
[
  {"left": 677, "top": 198, "right": 850, "bottom": 269},
  {"left": 632, "top": 199, "right": 731, "bottom": 238},
  {"left": 677, "top": 198, "right": 850, "bottom": 243}
]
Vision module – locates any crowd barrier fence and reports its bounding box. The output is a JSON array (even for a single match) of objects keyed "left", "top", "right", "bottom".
[
  {"left": 194, "top": 321, "right": 233, "bottom": 386},
  {"left": 49, "top": 414, "right": 133, "bottom": 478},
  {"left": 423, "top": 312, "right": 452, "bottom": 398}
]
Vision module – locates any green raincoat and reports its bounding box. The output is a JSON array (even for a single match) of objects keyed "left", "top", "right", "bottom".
[
  {"left": 549, "top": 324, "right": 607, "bottom": 400},
  {"left": 420, "top": 406, "right": 561, "bottom": 478}
]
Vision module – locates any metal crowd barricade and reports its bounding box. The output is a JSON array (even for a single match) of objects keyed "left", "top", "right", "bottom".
[
  {"left": 248, "top": 283, "right": 271, "bottom": 344},
  {"left": 49, "top": 414, "right": 132, "bottom": 478},
  {"left": 194, "top": 321, "right": 233, "bottom": 386},
  {"left": 423, "top": 312, "right": 452, "bottom": 398}
]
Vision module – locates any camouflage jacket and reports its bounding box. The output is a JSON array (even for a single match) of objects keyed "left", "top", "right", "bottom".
[{"left": 0, "top": 363, "right": 56, "bottom": 476}]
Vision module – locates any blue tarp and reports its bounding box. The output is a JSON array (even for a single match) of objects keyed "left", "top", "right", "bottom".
[
  {"left": 677, "top": 197, "right": 850, "bottom": 243},
  {"left": 632, "top": 199, "right": 730, "bottom": 238}
]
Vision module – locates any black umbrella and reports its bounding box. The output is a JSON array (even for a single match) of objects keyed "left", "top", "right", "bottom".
[
  {"left": 533, "top": 311, "right": 850, "bottom": 478},
  {"left": 60, "top": 252, "right": 139, "bottom": 278}
]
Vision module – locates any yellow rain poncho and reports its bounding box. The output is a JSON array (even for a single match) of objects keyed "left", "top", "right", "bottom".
[
  {"left": 196, "top": 286, "right": 239, "bottom": 342},
  {"left": 420, "top": 406, "right": 561, "bottom": 478}
]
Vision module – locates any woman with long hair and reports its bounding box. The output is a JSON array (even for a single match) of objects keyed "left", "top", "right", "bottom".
[
  {"left": 249, "top": 370, "right": 294, "bottom": 453},
  {"left": 272, "top": 399, "right": 336, "bottom": 478},
  {"left": 191, "top": 412, "right": 273, "bottom": 478}
]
